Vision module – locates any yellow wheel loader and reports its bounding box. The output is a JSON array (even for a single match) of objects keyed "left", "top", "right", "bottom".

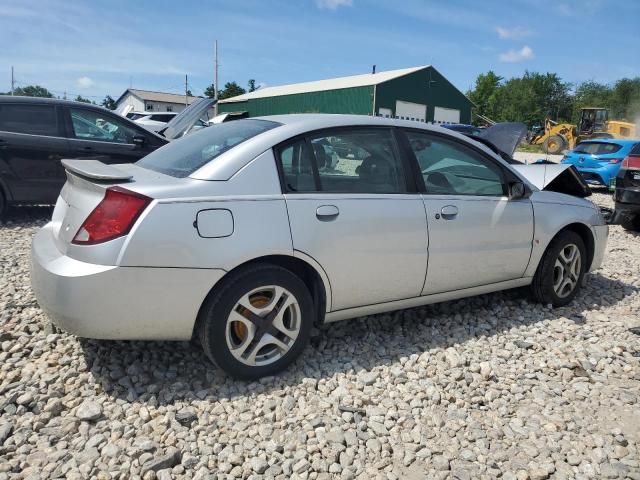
[{"left": 529, "top": 108, "right": 637, "bottom": 154}]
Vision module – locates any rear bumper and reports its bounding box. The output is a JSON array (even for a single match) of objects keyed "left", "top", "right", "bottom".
[
  {"left": 590, "top": 224, "right": 608, "bottom": 272},
  {"left": 575, "top": 166, "right": 615, "bottom": 186},
  {"left": 30, "top": 224, "right": 225, "bottom": 340},
  {"left": 612, "top": 187, "right": 640, "bottom": 223}
]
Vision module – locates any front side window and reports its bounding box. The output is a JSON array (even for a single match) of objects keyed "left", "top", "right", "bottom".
[
  {"left": 138, "top": 119, "right": 280, "bottom": 178},
  {"left": 278, "top": 128, "right": 407, "bottom": 194},
  {"left": 70, "top": 108, "right": 139, "bottom": 144},
  {"left": 405, "top": 130, "right": 505, "bottom": 196},
  {"left": 0, "top": 104, "right": 58, "bottom": 136}
]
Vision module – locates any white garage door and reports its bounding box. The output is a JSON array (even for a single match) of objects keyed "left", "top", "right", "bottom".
[
  {"left": 433, "top": 106, "right": 461, "bottom": 124},
  {"left": 395, "top": 101, "right": 427, "bottom": 122}
]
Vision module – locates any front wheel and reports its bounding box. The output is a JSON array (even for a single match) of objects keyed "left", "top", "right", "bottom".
[
  {"left": 531, "top": 231, "right": 586, "bottom": 307},
  {"left": 543, "top": 135, "right": 566, "bottom": 155},
  {"left": 197, "top": 264, "right": 314, "bottom": 379}
]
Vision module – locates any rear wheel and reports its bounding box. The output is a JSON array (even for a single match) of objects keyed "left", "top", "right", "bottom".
[
  {"left": 543, "top": 135, "right": 566, "bottom": 155},
  {"left": 531, "top": 231, "right": 586, "bottom": 307},
  {"left": 621, "top": 214, "right": 640, "bottom": 232},
  {"left": 197, "top": 264, "right": 314, "bottom": 379}
]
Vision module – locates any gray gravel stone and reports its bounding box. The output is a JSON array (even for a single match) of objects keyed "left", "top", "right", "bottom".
[{"left": 75, "top": 400, "right": 102, "bottom": 421}]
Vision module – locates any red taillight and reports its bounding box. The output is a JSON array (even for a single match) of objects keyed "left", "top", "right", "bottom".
[
  {"left": 72, "top": 187, "right": 151, "bottom": 245},
  {"left": 622, "top": 155, "right": 640, "bottom": 169},
  {"left": 608, "top": 158, "right": 623, "bottom": 164}
]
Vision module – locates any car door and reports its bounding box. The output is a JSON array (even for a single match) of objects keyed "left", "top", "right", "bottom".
[
  {"left": 64, "top": 106, "right": 163, "bottom": 164},
  {"left": 277, "top": 127, "right": 428, "bottom": 311},
  {"left": 402, "top": 129, "right": 534, "bottom": 295},
  {"left": 0, "top": 102, "right": 71, "bottom": 203}
]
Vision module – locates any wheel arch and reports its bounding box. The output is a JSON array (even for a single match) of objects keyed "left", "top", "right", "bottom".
[
  {"left": 551, "top": 222, "right": 595, "bottom": 270},
  {"left": 194, "top": 254, "right": 330, "bottom": 338}
]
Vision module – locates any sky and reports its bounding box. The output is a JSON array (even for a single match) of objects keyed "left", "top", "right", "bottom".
[{"left": 1, "top": 0, "right": 639, "bottom": 102}]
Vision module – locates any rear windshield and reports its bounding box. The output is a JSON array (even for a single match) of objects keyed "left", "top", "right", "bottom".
[
  {"left": 573, "top": 142, "right": 622, "bottom": 155},
  {"left": 137, "top": 119, "right": 280, "bottom": 177}
]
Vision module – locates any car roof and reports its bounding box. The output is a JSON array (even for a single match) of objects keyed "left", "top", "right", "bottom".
[
  {"left": 576, "top": 138, "right": 639, "bottom": 146},
  {"left": 0, "top": 95, "right": 110, "bottom": 111}
]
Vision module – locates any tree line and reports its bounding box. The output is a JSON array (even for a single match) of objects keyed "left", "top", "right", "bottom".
[
  {"left": 0, "top": 78, "right": 258, "bottom": 110},
  {"left": 467, "top": 71, "right": 640, "bottom": 127}
]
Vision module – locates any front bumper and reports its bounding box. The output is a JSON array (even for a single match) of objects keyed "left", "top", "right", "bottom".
[
  {"left": 30, "top": 224, "right": 226, "bottom": 340},
  {"left": 590, "top": 224, "right": 608, "bottom": 272}
]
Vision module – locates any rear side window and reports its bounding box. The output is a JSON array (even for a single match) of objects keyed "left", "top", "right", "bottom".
[
  {"left": 137, "top": 119, "right": 280, "bottom": 178},
  {"left": 0, "top": 104, "right": 58, "bottom": 136},
  {"left": 277, "top": 128, "right": 407, "bottom": 194},
  {"left": 574, "top": 142, "right": 622, "bottom": 155},
  {"left": 630, "top": 143, "right": 640, "bottom": 155}
]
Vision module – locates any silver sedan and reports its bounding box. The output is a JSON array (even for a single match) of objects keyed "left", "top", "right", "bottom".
[{"left": 31, "top": 115, "right": 608, "bottom": 379}]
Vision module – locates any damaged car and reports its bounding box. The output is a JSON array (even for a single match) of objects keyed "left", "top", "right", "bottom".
[{"left": 31, "top": 115, "right": 608, "bottom": 379}]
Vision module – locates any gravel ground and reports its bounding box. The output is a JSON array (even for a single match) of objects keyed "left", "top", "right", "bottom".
[
  {"left": 1, "top": 193, "right": 639, "bottom": 480},
  {"left": 512, "top": 152, "right": 563, "bottom": 164}
]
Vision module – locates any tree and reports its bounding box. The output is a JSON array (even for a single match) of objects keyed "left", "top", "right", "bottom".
[
  {"left": 11, "top": 85, "right": 54, "bottom": 98},
  {"left": 248, "top": 79, "right": 257, "bottom": 92},
  {"left": 186, "top": 89, "right": 193, "bottom": 97},
  {"left": 467, "top": 71, "right": 502, "bottom": 124},
  {"left": 101, "top": 95, "right": 117, "bottom": 110},
  {"left": 204, "top": 83, "right": 217, "bottom": 98},
  {"left": 218, "top": 81, "right": 246, "bottom": 100},
  {"left": 74, "top": 95, "right": 92, "bottom": 103}
]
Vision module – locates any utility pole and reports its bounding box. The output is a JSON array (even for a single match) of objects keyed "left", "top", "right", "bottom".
[
  {"left": 214, "top": 40, "right": 219, "bottom": 116},
  {"left": 10, "top": 66, "right": 15, "bottom": 95},
  {"left": 185, "top": 74, "right": 188, "bottom": 106}
]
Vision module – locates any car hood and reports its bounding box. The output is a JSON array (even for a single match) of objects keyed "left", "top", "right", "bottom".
[
  {"left": 159, "top": 98, "right": 217, "bottom": 140},
  {"left": 478, "top": 122, "right": 528, "bottom": 157},
  {"left": 513, "top": 163, "right": 592, "bottom": 198}
]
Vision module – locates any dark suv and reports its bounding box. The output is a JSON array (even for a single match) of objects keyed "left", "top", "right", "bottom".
[
  {"left": 0, "top": 96, "right": 169, "bottom": 217},
  {"left": 613, "top": 143, "right": 640, "bottom": 231}
]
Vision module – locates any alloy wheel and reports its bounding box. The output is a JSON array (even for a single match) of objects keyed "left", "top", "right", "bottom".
[
  {"left": 225, "top": 285, "right": 301, "bottom": 367},
  {"left": 552, "top": 243, "right": 581, "bottom": 298}
]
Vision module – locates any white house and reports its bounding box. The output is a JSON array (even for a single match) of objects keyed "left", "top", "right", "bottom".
[{"left": 115, "top": 89, "right": 199, "bottom": 115}]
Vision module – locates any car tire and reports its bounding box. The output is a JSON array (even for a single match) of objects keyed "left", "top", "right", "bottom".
[
  {"left": 543, "top": 135, "right": 565, "bottom": 155},
  {"left": 621, "top": 214, "right": 640, "bottom": 232},
  {"left": 531, "top": 230, "right": 587, "bottom": 307},
  {"left": 197, "top": 264, "right": 314, "bottom": 379}
]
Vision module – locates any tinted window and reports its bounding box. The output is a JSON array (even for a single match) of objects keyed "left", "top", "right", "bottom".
[
  {"left": 0, "top": 104, "right": 58, "bottom": 136},
  {"left": 138, "top": 119, "right": 279, "bottom": 178},
  {"left": 70, "top": 108, "right": 139, "bottom": 144},
  {"left": 573, "top": 142, "right": 622, "bottom": 155},
  {"left": 630, "top": 143, "right": 640, "bottom": 155},
  {"left": 150, "top": 114, "right": 174, "bottom": 122},
  {"left": 278, "top": 129, "right": 407, "bottom": 194},
  {"left": 405, "top": 130, "right": 505, "bottom": 196}
]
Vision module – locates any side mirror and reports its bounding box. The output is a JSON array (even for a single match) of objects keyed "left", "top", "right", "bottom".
[
  {"left": 133, "top": 135, "right": 146, "bottom": 147},
  {"left": 509, "top": 181, "right": 528, "bottom": 200}
]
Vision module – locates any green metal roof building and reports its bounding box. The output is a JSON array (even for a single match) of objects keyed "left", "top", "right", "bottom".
[{"left": 218, "top": 65, "right": 473, "bottom": 124}]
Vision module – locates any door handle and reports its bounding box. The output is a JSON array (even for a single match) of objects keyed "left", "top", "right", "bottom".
[
  {"left": 316, "top": 205, "right": 339, "bottom": 221},
  {"left": 440, "top": 205, "right": 458, "bottom": 218}
]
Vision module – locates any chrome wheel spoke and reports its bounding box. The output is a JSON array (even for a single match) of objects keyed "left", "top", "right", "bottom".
[
  {"left": 225, "top": 285, "right": 301, "bottom": 367},
  {"left": 552, "top": 244, "right": 581, "bottom": 299}
]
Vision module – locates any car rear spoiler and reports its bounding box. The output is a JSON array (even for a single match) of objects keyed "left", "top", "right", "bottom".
[{"left": 61, "top": 159, "right": 133, "bottom": 182}]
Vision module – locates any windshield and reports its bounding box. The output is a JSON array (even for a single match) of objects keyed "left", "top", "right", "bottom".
[
  {"left": 573, "top": 142, "right": 622, "bottom": 155},
  {"left": 137, "top": 119, "right": 280, "bottom": 177}
]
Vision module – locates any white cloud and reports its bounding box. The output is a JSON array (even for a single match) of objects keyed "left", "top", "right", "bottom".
[
  {"left": 499, "top": 45, "right": 534, "bottom": 63},
  {"left": 316, "top": 0, "right": 352, "bottom": 10},
  {"left": 496, "top": 26, "right": 532, "bottom": 40},
  {"left": 76, "top": 76, "right": 95, "bottom": 88}
]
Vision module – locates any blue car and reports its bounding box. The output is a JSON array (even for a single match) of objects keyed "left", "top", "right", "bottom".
[{"left": 561, "top": 139, "right": 640, "bottom": 188}]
